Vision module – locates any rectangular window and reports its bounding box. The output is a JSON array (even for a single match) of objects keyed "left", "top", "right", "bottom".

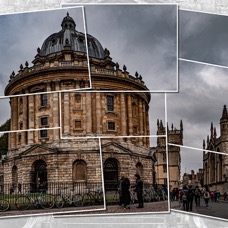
[
  {"left": 40, "top": 117, "right": 48, "bottom": 127},
  {"left": 107, "top": 96, "right": 114, "bottom": 111},
  {"left": 41, "top": 94, "right": 48, "bottom": 106},
  {"left": 75, "top": 120, "right": 82, "bottom": 129},
  {"left": 133, "top": 126, "right": 137, "bottom": 134},
  {"left": 108, "top": 122, "right": 115, "bottom": 131},
  {"left": 40, "top": 130, "right": 48, "bottom": 138}
]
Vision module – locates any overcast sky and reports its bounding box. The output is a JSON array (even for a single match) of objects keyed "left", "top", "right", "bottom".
[
  {"left": 168, "top": 60, "right": 228, "bottom": 176},
  {"left": 180, "top": 10, "right": 228, "bottom": 66}
]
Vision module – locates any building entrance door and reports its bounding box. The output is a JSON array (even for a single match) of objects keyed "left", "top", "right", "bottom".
[{"left": 104, "top": 158, "right": 118, "bottom": 190}]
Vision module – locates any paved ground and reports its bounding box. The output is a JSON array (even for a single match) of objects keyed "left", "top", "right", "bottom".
[
  {"left": 171, "top": 199, "right": 228, "bottom": 220},
  {"left": 0, "top": 201, "right": 169, "bottom": 218}
]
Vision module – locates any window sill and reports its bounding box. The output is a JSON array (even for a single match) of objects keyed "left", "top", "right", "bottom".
[{"left": 38, "top": 105, "right": 50, "bottom": 110}]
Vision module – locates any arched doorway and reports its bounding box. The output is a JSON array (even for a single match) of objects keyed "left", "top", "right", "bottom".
[
  {"left": 31, "top": 160, "right": 47, "bottom": 192},
  {"left": 104, "top": 158, "right": 119, "bottom": 190}
]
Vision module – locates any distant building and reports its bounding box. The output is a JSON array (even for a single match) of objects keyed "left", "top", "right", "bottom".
[
  {"left": 182, "top": 169, "right": 203, "bottom": 188},
  {"left": 203, "top": 105, "right": 228, "bottom": 194},
  {"left": 155, "top": 120, "right": 183, "bottom": 189}
]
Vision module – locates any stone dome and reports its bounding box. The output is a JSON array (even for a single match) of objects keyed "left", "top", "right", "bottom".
[{"left": 39, "top": 12, "right": 105, "bottom": 59}]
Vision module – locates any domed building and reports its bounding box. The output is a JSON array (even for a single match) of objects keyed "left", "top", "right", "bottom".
[{"left": 3, "top": 13, "right": 155, "bottom": 192}]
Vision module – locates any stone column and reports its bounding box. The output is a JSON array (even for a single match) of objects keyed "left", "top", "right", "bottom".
[
  {"left": 22, "top": 94, "right": 28, "bottom": 145},
  {"left": 120, "top": 93, "right": 127, "bottom": 137},
  {"left": 53, "top": 81, "right": 60, "bottom": 141},
  {"left": 146, "top": 107, "right": 150, "bottom": 147},
  {"left": 138, "top": 98, "right": 143, "bottom": 146},
  {"left": 28, "top": 95, "right": 35, "bottom": 144},
  {"left": 96, "top": 93, "right": 102, "bottom": 134},
  {"left": 11, "top": 97, "right": 18, "bottom": 149},
  {"left": 142, "top": 101, "right": 147, "bottom": 146},
  {"left": 86, "top": 92, "right": 92, "bottom": 134},
  {"left": 63, "top": 92, "right": 70, "bottom": 134}
]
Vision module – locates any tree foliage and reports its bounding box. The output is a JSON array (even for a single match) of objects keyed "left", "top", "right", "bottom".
[{"left": 0, "top": 119, "right": 10, "bottom": 156}]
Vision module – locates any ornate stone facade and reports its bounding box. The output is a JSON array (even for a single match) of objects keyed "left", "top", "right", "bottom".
[
  {"left": 3, "top": 13, "right": 155, "bottom": 190},
  {"left": 203, "top": 105, "right": 228, "bottom": 194},
  {"left": 155, "top": 120, "right": 183, "bottom": 189}
]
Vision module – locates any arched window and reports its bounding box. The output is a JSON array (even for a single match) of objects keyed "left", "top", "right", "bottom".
[
  {"left": 218, "top": 153, "right": 223, "bottom": 181},
  {"left": 210, "top": 153, "right": 215, "bottom": 183},
  {"left": 73, "top": 160, "right": 87, "bottom": 182},
  {"left": 136, "top": 162, "right": 143, "bottom": 178}
]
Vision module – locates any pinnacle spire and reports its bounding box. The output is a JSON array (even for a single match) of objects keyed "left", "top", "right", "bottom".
[{"left": 221, "top": 105, "right": 228, "bottom": 119}]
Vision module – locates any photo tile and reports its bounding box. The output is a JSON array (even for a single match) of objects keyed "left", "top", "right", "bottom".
[
  {"left": 60, "top": 92, "right": 166, "bottom": 139},
  {"left": 0, "top": 93, "right": 60, "bottom": 133},
  {"left": 62, "top": 4, "right": 178, "bottom": 92},
  {"left": 170, "top": 146, "right": 228, "bottom": 221},
  {"left": 180, "top": 9, "right": 228, "bottom": 67},
  {"left": 0, "top": 138, "right": 105, "bottom": 217},
  {"left": 0, "top": 6, "right": 91, "bottom": 99},
  {"left": 167, "top": 60, "right": 228, "bottom": 154},
  {"left": 54, "top": 135, "right": 169, "bottom": 217}
]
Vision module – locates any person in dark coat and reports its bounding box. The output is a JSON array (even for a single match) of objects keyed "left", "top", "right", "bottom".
[
  {"left": 187, "top": 185, "right": 194, "bottom": 211},
  {"left": 121, "top": 174, "right": 131, "bottom": 209},
  {"left": 134, "top": 174, "right": 143, "bottom": 208}
]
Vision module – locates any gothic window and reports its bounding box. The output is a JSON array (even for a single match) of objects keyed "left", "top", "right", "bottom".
[
  {"left": 136, "top": 162, "right": 143, "bottom": 177},
  {"left": 73, "top": 160, "right": 87, "bottom": 182},
  {"left": 107, "top": 95, "right": 114, "bottom": 111},
  {"left": 108, "top": 122, "right": 115, "bottom": 131},
  {"left": 75, "top": 120, "right": 82, "bottom": 129},
  {"left": 75, "top": 94, "right": 82, "bottom": 109},
  {"left": 219, "top": 153, "right": 223, "bottom": 181},
  {"left": 40, "top": 94, "right": 48, "bottom": 106}
]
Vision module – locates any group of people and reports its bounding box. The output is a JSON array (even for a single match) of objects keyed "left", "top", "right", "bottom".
[
  {"left": 177, "top": 185, "right": 222, "bottom": 211},
  {"left": 118, "top": 173, "right": 143, "bottom": 209}
]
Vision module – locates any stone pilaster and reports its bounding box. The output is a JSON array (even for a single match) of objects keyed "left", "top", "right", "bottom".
[
  {"left": 120, "top": 93, "right": 127, "bottom": 137},
  {"left": 86, "top": 92, "right": 92, "bottom": 134},
  {"left": 96, "top": 93, "right": 101, "bottom": 134},
  {"left": 28, "top": 95, "right": 35, "bottom": 144},
  {"left": 127, "top": 94, "right": 133, "bottom": 136},
  {"left": 63, "top": 92, "right": 70, "bottom": 134},
  {"left": 139, "top": 99, "right": 143, "bottom": 145}
]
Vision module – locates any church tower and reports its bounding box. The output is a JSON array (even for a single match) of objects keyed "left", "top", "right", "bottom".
[{"left": 155, "top": 120, "right": 183, "bottom": 189}]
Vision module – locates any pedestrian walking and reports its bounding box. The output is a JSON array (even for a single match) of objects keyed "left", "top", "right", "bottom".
[
  {"left": 18, "top": 182, "right": 22, "bottom": 194},
  {"left": 118, "top": 176, "right": 124, "bottom": 206},
  {"left": 187, "top": 185, "right": 194, "bottom": 211},
  {"left": 181, "top": 186, "right": 188, "bottom": 211},
  {"left": 224, "top": 192, "right": 227, "bottom": 201},
  {"left": 204, "top": 186, "right": 210, "bottom": 207},
  {"left": 194, "top": 186, "right": 201, "bottom": 206},
  {"left": 121, "top": 174, "right": 131, "bottom": 209},
  {"left": 134, "top": 174, "right": 143, "bottom": 208}
]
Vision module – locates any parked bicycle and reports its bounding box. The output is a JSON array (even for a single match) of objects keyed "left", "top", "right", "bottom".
[
  {"left": 82, "top": 187, "right": 103, "bottom": 206},
  {"left": 0, "top": 199, "right": 10, "bottom": 211},
  {"left": 15, "top": 191, "right": 54, "bottom": 210},
  {"left": 130, "top": 187, "right": 137, "bottom": 204},
  {"left": 55, "top": 188, "right": 83, "bottom": 208}
]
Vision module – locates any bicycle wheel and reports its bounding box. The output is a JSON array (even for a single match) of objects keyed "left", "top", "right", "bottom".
[
  {"left": 98, "top": 192, "right": 104, "bottom": 205},
  {"left": 15, "top": 196, "right": 31, "bottom": 210},
  {"left": 40, "top": 194, "right": 54, "bottom": 209},
  {"left": 143, "top": 192, "right": 151, "bottom": 202},
  {"left": 55, "top": 195, "right": 64, "bottom": 208},
  {"left": 73, "top": 194, "right": 83, "bottom": 207},
  {"left": 0, "top": 199, "right": 9, "bottom": 211},
  {"left": 82, "top": 193, "right": 91, "bottom": 206}
]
